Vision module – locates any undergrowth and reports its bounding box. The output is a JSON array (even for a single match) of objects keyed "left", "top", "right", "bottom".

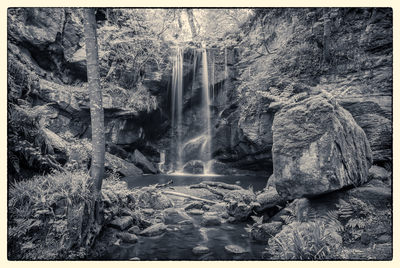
[{"left": 8, "top": 170, "right": 93, "bottom": 260}]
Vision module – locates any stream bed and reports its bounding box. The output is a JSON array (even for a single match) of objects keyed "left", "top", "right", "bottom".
[{"left": 100, "top": 174, "right": 270, "bottom": 260}]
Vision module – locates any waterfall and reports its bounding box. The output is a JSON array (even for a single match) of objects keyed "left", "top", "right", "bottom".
[
  {"left": 171, "top": 47, "right": 184, "bottom": 170},
  {"left": 170, "top": 46, "right": 213, "bottom": 174},
  {"left": 201, "top": 45, "right": 213, "bottom": 173}
]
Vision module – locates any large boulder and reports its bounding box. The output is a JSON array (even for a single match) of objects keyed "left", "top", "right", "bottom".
[
  {"left": 131, "top": 149, "right": 157, "bottom": 174},
  {"left": 272, "top": 95, "right": 373, "bottom": 199},
  {"left": 183, "top": 160, "right": 204, "bottom": 174},
  {"left": 105, "top": 152, "right": 143, "bottom": 177},
  {"left": 8, "top": 8, "right": 65, "bottom": 48},
  {"left": 182, "top": 135, "right": 208, "bottom": 163}
]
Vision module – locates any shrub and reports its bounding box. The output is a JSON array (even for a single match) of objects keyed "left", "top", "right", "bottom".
[
  {"left": 8, "top": 170, "right": 93, "bottom": 260},
  {"left": 268, "top": 220, "right": 343, "bottom": 260}
]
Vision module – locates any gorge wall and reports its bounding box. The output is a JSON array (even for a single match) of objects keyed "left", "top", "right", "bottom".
[{"left": 7, "top": 8, "right": 392, "bottom": 177}]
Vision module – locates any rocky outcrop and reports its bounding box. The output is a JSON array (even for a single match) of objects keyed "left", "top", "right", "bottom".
[
  {"left": 131, "top": 149, "right": 157, "bottom": 174},
  {"left": 105, "top": 152, "right": 143, "bottom": 177},
  {"left": 272, "top": 95, "right": 373, "bottom": 199}
]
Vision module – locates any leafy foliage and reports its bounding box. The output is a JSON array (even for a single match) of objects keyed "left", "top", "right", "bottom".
[{"left": 8, "top": 104, "right": 63, "bottom": 178}]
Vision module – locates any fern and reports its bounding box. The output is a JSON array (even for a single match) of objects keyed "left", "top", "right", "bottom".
[
  {"left": 345, "top": 218, "right": 366, "bottom": 229},
  {"left": 336, "top": 199, "right": 353, "bottom": 218},
  {"left": 322, "top": 210, "right": 344, "bottom": 233}
]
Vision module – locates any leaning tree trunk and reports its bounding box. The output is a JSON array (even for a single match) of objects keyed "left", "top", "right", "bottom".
[{"left": 84, "top": 8, "right": 105, "bottom": 193}]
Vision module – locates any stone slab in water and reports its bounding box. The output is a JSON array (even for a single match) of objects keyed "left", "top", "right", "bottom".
[
  {"left": 201, "top": 214, "right": 222, "bottom": 226},
  {"left": 192, "top": 246, "right": 210, "bottom": 255},
  {"left": 224, "top": 245, "right": 247, "bottom": 254},
  {"left": 139, "top": 223, "right": 167, "bottom": 237}
]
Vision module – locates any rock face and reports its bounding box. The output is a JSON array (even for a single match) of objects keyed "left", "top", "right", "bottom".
[{"left": 272, "top": 95, "right": 373, "bottom": 199}]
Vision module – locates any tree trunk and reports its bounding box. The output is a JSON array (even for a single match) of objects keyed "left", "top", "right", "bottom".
[
  {"left": 186, "top": 9, "right": 197, "bottom": 39},
  {"left": 83, "top": 8, "right": 105, "bottom": 193}
]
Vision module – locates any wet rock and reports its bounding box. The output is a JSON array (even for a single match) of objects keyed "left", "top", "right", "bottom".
[
  {"left": 105, "top": 152, "right": 143, "bottom": 177},
  {"left": 131, "top": 149, "right": 157, "bottom": 174},
  {"left": 127, "top": 226, "right": 141, "bottom": 235},
  {"left": 272, "top": 95, "right": 372, "bottom": 199},
  {"left": 201, "top": 213, "right": 222, "bottom": 226},
  {"left": 226, "top": 201, "right": 254, "bottom": 221},
  {"left": 136, "top": 189, "right": 173, "bottom": 210},
  {"left": 250, "top": 222, "right": 283, "bottom": 242},
  {"left": 224, "top": 189, "right": 256, "bottom": 221},
  {"left": 224, "top": 189, "right": 256, "bottom": 204},
  {"left": 183, "top": 160, "right": 204, "bottom": 174},
  {"left": 163, "top": 208, "right": 192, "bottom": 224},
  {"left": 130, "top": 257, "right": 141, "bottom": 261},
  {"left": 208, "top": 202, "right": 227, "bottom": 214},
  {"left": 224, "top": 245, "right": 247, "bottom": 254},
  {"left": 182, "top": 135, "right": 208, "bottom": 163},
  {"left": 109, "top": 216, "right": 133, "bottom": 231},
  {"left": 178, "top": 220, "right": 194, "bottom": 226},
  {"left": 227, "top": 217, "right": 236, "bottom": 223},
  {"left": 187, "top": 209, "right": 204, "bottom": 215},
  {"left": 184, "top": 201, "right": 204, "bottom": 211},
  {"left": 255, "top": 186, "right": 285, "bottom": 212},
  {"left": 192, "top": 246, "right": 210, "bottom": 255},
  {"left": 139, "top": 223, "right": 167, "bottom": 237},
  {"left": 117, "top": 232, "right": 138, "bottom": 244}
]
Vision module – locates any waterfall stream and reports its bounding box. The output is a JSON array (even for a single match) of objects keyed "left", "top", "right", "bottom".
[
  {"left": 171, "top": 46, "right": 213, "bottom": 174},
  {"left": 171, "top": 47, "right": 184, "bottom": 170},
  {"left": 201, "top": 46, "right": 213, "bottom": 173}
]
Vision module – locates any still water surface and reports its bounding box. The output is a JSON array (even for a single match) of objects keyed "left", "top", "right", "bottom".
[{"left": 103, "top": 174, "right": 270, "bottom": 260}]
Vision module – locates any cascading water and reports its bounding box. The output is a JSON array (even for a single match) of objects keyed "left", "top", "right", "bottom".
[
  {"left": 171, "top": 47, "right": 184, "bottom": 170},
  {"left": 170, "top": 46, "right": 213, "bottom": 174},
  {"left": 201, "top": 45, "right": 213, "bottom": 173}
]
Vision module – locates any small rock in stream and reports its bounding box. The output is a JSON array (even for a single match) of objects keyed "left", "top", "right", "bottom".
[
  {"left": 117, "top": 232, "right": 138, "bottom": 243},
  {"left": 187, "top": 209, "right": 204, "bottom": 215},
  {"left": 201, "top": 214, "right": 222, "bottom": 226},
  {"left": 224, "top": 244, "right": 247, "bottom": 254},
  {"left": 192, "top": 246, "right": 210, "bottom": 255},
  {"left": 139, "top": 223, "right": 167, "bottom": 236}
]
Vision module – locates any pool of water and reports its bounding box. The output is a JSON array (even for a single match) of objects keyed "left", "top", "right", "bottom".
[{"left": 101, "top": 173, "right": 271, "bottom": 260}]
